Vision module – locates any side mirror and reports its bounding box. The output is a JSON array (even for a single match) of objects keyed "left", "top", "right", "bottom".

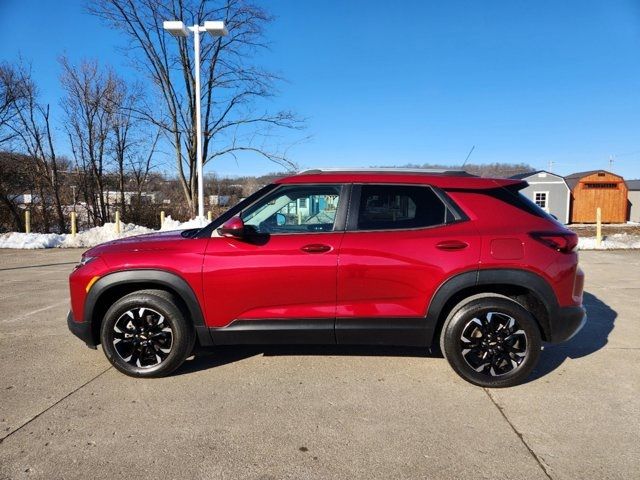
[
  {"left": 275, "top": 212, "right": 286, "bottom": 226},
  {"left": 218, "top": 216, "right": 245, "bottom": 238}
]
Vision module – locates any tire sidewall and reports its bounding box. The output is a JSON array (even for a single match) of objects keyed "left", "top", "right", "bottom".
[
  {"left": 100, "top": 292, "right": 193, "bottom": 377},
  {"left": 442, "top": 297, "right": 541, "bottom": 388}
]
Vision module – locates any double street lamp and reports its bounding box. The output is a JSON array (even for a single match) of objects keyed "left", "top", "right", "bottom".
[{"left": 163, "top": 20, "right": 228, "bottom": 220}]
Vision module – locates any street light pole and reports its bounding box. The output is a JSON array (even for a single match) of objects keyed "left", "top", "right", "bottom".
[{"left": 163, "top": 20, "right": 228, "bottom": 220}]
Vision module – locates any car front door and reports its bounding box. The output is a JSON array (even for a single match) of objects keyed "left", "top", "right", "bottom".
[
  {"left": 202, "top": 183, "right": 348, "bottom": 344},
  {"left": 335, "top": 183, "right": 481, "bottom": 346}
]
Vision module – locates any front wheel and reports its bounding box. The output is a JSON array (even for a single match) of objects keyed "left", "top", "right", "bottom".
[
  {"left": 440, "top": 295, "right": 542, "bottom": 388},
  {"left": 100, "top": 289, "right": 195, "bottom": 377}
]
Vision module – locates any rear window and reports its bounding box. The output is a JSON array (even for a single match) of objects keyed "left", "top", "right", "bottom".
[
  {"left": 444, "top": 183, "right": 557, "bottom": 221},
  {"left": 356, "top": 185, "right": 449, "bottom": 230},
  {"left": 492, "top": 184, "right": 556, "bottom": 220}
]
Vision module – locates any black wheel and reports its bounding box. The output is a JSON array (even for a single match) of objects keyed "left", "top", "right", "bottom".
[
  {"left": 440, "top": 294, "right": 542, "bottom": 388},
  {"left": 100, "top": 289, "right": 195, "bottom": 377}
]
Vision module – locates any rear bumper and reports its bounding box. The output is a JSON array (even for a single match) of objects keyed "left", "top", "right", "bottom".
[
  {"left": 549, "top": 306, "right": 586, "bottom": 343},
  {"left": 67, "top": 310, "right": 97, "bottom": 349}
]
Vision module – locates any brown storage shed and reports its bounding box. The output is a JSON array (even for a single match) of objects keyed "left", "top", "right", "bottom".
[{"left": 566, "top": 170, "right": 628, "bottom": 223}]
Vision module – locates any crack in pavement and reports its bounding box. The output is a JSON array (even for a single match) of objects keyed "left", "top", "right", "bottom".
[
  {"left": 0, "top": 366, "right": 112, "bottom": 444},
  {"left": 0, "top": 261, "right": 78, "bottom": 272},
  {"left": 484, "top": 388, "right": 554, "bottom": 480},
  {"left": 0, "top": 300, "right": 70, "bottom": 324}
]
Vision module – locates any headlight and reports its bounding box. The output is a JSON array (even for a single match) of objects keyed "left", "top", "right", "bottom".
[{"left": 75, "top": 256, "right": 98, "bottom": 270}]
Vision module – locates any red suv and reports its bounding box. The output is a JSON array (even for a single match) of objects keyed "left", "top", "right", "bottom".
[{"left": 68, "top": 169, "right": 585, "bottom": 387}]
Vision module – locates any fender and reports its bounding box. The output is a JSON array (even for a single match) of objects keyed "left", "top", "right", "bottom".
[
  {"left": 84, "top": 269, "right": 212, "bottom": 346},
  {"left": 426, "top": 268, "right": 557, "bottom": 340}
]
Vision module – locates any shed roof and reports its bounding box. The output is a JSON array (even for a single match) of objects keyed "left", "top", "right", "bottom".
[
  {"left": 510, "top": 170, "right": 564, "bottom": 181},
  {"left": 627, "top": 179, "right": 640, "bottom": 191},
  {"left": 565, "top": 170, "right": 624, "bottom": 189},
  {"left": 510, "top": 170, "right": 542, "bottom": 179}
]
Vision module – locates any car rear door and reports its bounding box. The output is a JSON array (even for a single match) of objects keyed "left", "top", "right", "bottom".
[{"left": 335, "top": 183, "right": 481, "bottom": 346}]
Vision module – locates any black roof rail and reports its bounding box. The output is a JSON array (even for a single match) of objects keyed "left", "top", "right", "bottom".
[{"left": 297, "top": 168, "right": 475, "bottom": 177}]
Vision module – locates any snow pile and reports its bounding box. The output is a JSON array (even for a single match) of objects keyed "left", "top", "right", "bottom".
[
  {"left": 0, "top": 232, "right": 63, "bottom": 249},
  {"left": 0, "top": 222, "right": 155, "bottom": 249},
  {"left": 160, "top": 215, "right": 207, "bottom": 231},
  {"left": 578, "top": 233, "right": 640, "bottom": 250},
  {"left": 0, "top": 216, "right": 211, "bottom": 249}
]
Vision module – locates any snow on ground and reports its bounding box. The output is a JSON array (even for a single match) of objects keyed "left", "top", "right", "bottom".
[
  {"left": 577, "top": 233, "right": 640, "bottom": 250},
  {"left": 0, "top": 222, "right": 154, "bottom": 249},
  {"left": 1, "top": 216, "right": 640, "bottom": 249},
  {"left": 0, "top": 215, "right": 208, "bottom": 249},
  {"left": 159, "top": 215, "right": 207, "bottom": 231}
]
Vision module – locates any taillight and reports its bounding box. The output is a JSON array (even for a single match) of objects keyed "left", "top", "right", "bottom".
[{"left": 529, "top": 231, "right": 578, "bottom": 253}]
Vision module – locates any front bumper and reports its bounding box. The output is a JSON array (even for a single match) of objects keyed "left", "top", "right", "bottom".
[
  {"left": 549, "top": 305, "right": 586, "bottom": 343},
  {"left": 67, "top": 310, "right": 97, "bottom": 349}
]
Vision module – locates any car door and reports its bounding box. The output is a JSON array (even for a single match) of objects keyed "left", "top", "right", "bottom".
[
  {"left": 335, "top": 183, "right": 481, "bottom": 346},
  {"left": 202, "top": 183, "right": 348, "bottom": 344}
]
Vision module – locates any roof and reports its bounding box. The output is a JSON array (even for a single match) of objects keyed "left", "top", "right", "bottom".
[
  {"left": 565, "top": 170, "right": 624, "bottom": 189},
  {"left": 276, "top": 168, "right": 523, "bottom": 190},
  {"left": 510, "top": 170, "right": 543, "bottom": 179},
  {"left": 510, "top": 170, "right": 565, "bottom": 180},
  {"left": 627, "top": 179, "right": 640, "bottom": 191}
]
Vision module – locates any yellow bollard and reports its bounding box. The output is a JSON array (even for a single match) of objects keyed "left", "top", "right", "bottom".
[
  {"left": 115, "top": 211, "right": 121, "bottom": 234},
  {"left": 71, "top": 211, "right": 77, "bottom": 237},
  {"left": 160, "top": 210, "right": 165, "bottom": 228},
  {"left": 596, "top": 207, "right": 602, "bottom": 248},
  {"left": 207, "top": 210, "right": 212, "bottom": 222},
  {"left": 25, "top": 210, "right": 31, "bottom": 234}
]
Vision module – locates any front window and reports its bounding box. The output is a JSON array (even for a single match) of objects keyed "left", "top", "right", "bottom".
[{"left": 241, "top": 185, "right": 342, "bottom": 234}]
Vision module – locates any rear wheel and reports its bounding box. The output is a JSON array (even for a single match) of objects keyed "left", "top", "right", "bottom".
[
  {"left": 100, "top": 290, "right": 195, "bottom": 377},
  {"left": 440, "top": 294, "right": 541, "bottom": 388}
]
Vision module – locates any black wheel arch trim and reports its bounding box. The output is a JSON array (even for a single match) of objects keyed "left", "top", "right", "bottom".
[
  {"left": 83, "top": 269, "right": 212, "bottom": 346},
  {"left": 427, "top": 268, "right": 561, "bottom": 342}
]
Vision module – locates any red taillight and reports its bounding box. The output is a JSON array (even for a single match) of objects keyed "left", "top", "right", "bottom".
[{"left": 530, "top": 231, "right": 578, "bottom": 253}]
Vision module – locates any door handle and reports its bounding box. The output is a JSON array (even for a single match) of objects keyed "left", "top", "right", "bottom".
[
  {"left": 301, "top": 244, "right": 332, "bottom": 254},
  {"left": 436, "top": 240, "right": 469, "bottom": 251}
]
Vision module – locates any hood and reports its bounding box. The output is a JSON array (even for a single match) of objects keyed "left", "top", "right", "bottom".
[{"left": 83, "top": 229, "right": 190, "bottom": 257}]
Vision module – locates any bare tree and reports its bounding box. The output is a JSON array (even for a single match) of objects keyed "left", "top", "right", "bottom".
[
  {"left": 61, "top": 57, "right": 119, "bottom": 225},
  {"left": 129, "top": 127, "right": 160, "bottom": 198},
  {"left": 0, "top": 63, "right": 28, "bottom": 147},
  {"left": 0, "top": 151, "right": 31, "bottom": 231},
  {"left": 7, "top": 64, "right": 66, "bottom": 232},
  {"left": 88, "top": 0, "right": 303, "bottom": 216},
  {"left": 111, "top": 78, "right": 144, "bottom": 215}
]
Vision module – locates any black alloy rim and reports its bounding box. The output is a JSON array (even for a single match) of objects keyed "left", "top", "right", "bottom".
[
  {"left": 459, "top": 311, "right": 528, "bottom": 377},
  {"left": 112, "top": 307, "right": 173, "bottom": 368}
]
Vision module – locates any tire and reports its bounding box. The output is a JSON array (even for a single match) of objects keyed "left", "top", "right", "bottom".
[
  {"left": 440, "top": 294, "right": 542, "bottom": 388},
  {"left": 100, "top": 289, "right": 195, "bottom": 378}
]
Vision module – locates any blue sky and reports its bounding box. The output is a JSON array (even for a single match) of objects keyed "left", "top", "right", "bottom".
[{"left": 1, "top": 0, "right": 640, "bottom": 179}]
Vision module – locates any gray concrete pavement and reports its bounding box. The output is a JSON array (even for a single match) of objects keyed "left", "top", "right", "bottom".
[{"left": 0, "top": 249, "right": 638, "bottom": 479}]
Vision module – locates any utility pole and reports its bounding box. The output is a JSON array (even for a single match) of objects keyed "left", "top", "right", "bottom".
[{"left": 548, "top": 160, "right": 554, "bottom": 171}]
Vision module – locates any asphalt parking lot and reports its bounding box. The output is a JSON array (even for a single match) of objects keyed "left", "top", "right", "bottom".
[{"left": 0, "top": 249, "right": 638, "bottom": 480}]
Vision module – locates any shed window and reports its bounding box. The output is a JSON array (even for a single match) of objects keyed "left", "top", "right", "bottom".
[
  {"left": 584, "top": 183, "right": 617, "bottom": 189},
  {"left": 534, "top": 192, "right": 548, "bottom": 210}
]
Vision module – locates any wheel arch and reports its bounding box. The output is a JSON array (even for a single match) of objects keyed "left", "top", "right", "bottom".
[
  {"left": 84, "top": 269, "right": 210, "bottom": 347},
  {"left": 427, "top": 268, "right": 558, "bottom": 345}
]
